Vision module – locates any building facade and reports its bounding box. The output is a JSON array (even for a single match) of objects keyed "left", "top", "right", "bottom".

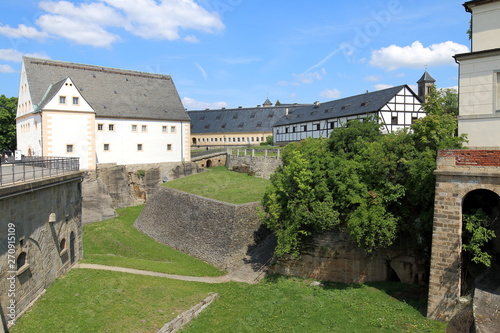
[
  {"left": 273, "top": 85, "right": 426, "bottom": 145},
  {"left": 188, "top": 102, "right": 306, "bottom": 147},
  {"left": 16, "top": 57, "right": 191, "bottom": 170},
  {"left": 456, "top": 0, "right": 500, "bottom": 148}
]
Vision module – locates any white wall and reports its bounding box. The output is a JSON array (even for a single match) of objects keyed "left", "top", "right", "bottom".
[
  {"left": 471, "top": 2, "right": 500, "bottom": 52},
  {"left": 94, "top": 118, "right": 187, "bottom": 165}
]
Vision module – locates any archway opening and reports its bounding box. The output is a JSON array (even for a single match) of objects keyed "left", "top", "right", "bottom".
[
  {"left": 461, "top": 189, "right": 500, "bottom": 296},
  {"left": 192, "top": 138, "right": 197, "bottom": 145},
  {"left": 206, "top": 159, "right": 212, "bottom": 168}
]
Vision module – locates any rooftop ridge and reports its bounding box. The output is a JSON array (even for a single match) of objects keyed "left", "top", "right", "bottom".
[{"left": 25, "top": 57, "right": 171, "bottom": 81}]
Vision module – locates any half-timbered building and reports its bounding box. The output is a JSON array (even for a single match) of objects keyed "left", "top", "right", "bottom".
[{"left": 273, "top": 84, "right": 426, "bottom": 145}]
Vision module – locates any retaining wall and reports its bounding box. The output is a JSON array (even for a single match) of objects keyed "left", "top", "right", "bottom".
[
  {"left": 134, "top": 187, "right": 263, "bottom": 270},
  {"left": 0, "top": 173, "right": 84, "bottom": 330},
  {"left": 271, "top": 231, "right": 425, "bottom": 285},
  {"left": 226, "top": 149, "right": 282, "bottom": 179}
]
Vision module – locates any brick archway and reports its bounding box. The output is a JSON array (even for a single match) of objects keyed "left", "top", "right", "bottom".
[{"left": 427, "top": 150, "right": 500, "bottom": 320}]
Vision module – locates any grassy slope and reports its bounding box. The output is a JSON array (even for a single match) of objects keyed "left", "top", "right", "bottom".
[
  {"left": 163, "top": 166, "right": 270, "bottom": 204},
  {"left": 81, "top": 206, "right": 224, "bottom": 277},
  {"left": 10, "top": 269, "right": 214, "bottom": 333},
  {"left": 11, "top": 273, "right": 445, "bottom": 333},
  {"left": 183, "top": 277, "right": 446, "bottom": 333}
]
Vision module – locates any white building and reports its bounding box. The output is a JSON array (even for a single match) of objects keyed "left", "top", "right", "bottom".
[
  {"left": 273, "top": 84, "right": 426, "bottom": 145},
  {"left": 16, "top": 57, "right": 191, "bottom": 170},
  {"left": 455, "top": 0, "right": 500, "bottom": 148}
]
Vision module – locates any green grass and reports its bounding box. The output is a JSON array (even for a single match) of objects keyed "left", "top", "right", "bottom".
[
  {"left": 11, "top": 272, "right": 445, "bottom": 333},
  {"left": 81, "top": 206, "right": 224, "bottom": 277},
  {"left": 163, "top": 166, "right": 270, "bottom": 204},
  {"left": 10, "top": 269, "right": 214, "bottom": 333},
  {"left": 183, "top": 276, "right": 447, "bottom": 333}
]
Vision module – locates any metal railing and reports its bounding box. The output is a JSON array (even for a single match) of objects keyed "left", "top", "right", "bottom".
[{"left": 0, "top": 157, "right": 80, "bottom": 187}]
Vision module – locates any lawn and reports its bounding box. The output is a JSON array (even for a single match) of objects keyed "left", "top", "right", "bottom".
[
  {"left": 11, "top": 272, "right": 446, "bottom": 333},
  {"left": 81, "top": 205, "right": 224, "bottom": 277},
  {"left": 10, "top": 269, "right": 214, "bottom": 333},
  {"left": 183, "top": 277, "right": 447, "bottom": 333},
  {"left": 163, "top": 166, "right": 270, "bottom": 204}
]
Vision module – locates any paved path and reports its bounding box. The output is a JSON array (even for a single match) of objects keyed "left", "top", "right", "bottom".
[
  {"left": 75, "top": 263, "right": 231, "bottom": 283},
  {"left": 76, "top": 235, "right": 277, "bottom": 285}
]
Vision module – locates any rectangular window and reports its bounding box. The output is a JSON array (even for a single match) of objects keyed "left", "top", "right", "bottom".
[
  {"left": 391, "top": 116, "right": 398, "bottom": 125},
  {"left": 103, "top": 144, "right": 110, "bottom": 151},
  {"left": 171, "top": 126, "right": 176, "bottom": 133},
  {"left": 162, "top": 126, "right": 167, "bottom": 133},
  {"left": 314, "top": 124, "right": 320, "bottom": 130},
  {"left": 167, "top": 144, "right": 172, "bottom": 151},
  {"left": 66, "top": 144, "right": 73, "bottom": 153},
  {"left": 137, "top": 144, "right": 143, "bottom": 151},
  {"left": 141, "top": 125, "right": 147, "bottom": 132},
  {"left": 131, "top": 124, "right": 137, "bottom": 132},
  {"left": 72, "top": 97, "right": 79, "bottom": 105},
  {"left": 411, "top": 116, "right": 418, "bottom": 124},
  {"left": 97, "top": 124, "right": 104, "bottom": 131},
  {"left": 59, "top": 96, "right": 66, "bottom": 104},
  {"left": 109, "top": 124, "right": 114, "bottom": 131}
]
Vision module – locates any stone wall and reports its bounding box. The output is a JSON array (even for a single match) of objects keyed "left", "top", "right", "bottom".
[
  {"left": 271, "top": 231, "right": 425, "bottom": 285},
  {"left": 157, "top": 293, "right": 219, "bottom": 333},
  {"left": 82, "top": 161, "right": 202, "bottom": 224},
  {"left": 226, "top": 149, "right": 282, "bottom": 179},
  {"left": 428, "top": 150, "right": 500, "bottom": 321},
  {"left": 0, "top": 173, "right": 84, "bottom": 330},
  {"left": 134, "top": 187, "right": 263, "bottom": 270}
]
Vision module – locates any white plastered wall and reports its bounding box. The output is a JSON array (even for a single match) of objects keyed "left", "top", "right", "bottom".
[{"left": 94, "top": 118, "right": 187, "bottom": 165}]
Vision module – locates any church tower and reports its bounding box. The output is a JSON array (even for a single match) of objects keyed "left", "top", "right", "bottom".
[{"left": 417, "top": 71, "right": 436, "bottom": 103}]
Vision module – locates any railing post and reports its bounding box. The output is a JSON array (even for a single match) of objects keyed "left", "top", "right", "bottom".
[
  {"left": 252, "top": 149, "right": 255, "bottom": 158},
  {"left": 265, "top": 149, "right": 268, "bottom": 158}
]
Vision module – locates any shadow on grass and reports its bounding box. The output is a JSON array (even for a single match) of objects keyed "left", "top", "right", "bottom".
[
  {"left": 263, "top": 275, "right": 428, "bottom": 316},
  {"left": 366, "top": 281, "right": 429, "bottom": 316}
]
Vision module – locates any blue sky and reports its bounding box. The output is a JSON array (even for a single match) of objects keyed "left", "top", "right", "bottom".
[{"left": 0, "top": 0, "right": 471, "bottom": 110}]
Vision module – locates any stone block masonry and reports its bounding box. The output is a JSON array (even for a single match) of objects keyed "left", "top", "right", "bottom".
[
  {"left": 428, "top": 150, "right": 500, "bottom": 321},
  {"left": 0, "top": 172, "right": 84, "bottom": 330},
  {"left": 134, "top": 187, "right": 263, "bottom": 271},
  {"left": 226, "top": 149, "right": 282, "bottom": 179}
]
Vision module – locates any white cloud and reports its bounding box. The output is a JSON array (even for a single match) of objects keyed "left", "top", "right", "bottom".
[
  {"left": 374, "top": 84, "right": 394, "bottom": 90},
  {"left": 0, "top": 24, "right": 48, "bottom": 39},
  {"left": 0, "top": 64, "right": 16, "bottom": 73},
  {"left": 292, "top": 68, "right": 327, "bottom": 85},
  {"left": 320, "top": 89, "right": 341, "bottom": 99},
  {"left": 2, "top": 0, "right": 224, "bottom": 48},
  {"left": 370, "top": 41, "right": 469, "bottom": 71},
  {"left": 182, "top": 97, "right": 226, "bottom": 110},
  {"left": 102, "top": 0, "right": 224, "bottom": 40},
  {"left": 195, "top": 62, "right": 208, "bottom": 80},
  {"left": 0, "top": 49, "right": 50, "bottom": 62},
  {"left": 364, "top": 75, "right": 382, "bottom": 82},
  {"left": 184, "top": 35, "right": 200, "bottom": 43}
]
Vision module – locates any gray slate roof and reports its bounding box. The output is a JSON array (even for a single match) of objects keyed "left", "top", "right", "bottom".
[
  {"left": 274, "top": 85, "right": 408, "bottom": 126},
  {"left": 23, "top": 57, "right": 189, "bottom": 121},
  {"left": 417, "top": 71, "right": 436, "bottom": 83},
  {"left": 188, "top": 105, "right": 305, "bottom": 134}
]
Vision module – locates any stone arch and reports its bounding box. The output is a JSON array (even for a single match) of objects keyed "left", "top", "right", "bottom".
[
  {"left": 192, "top": 138, "right": 197, "bottom": 145},
  {"left": 206, "top": 159, "right": 212, "bottom": 168},
  {"left": 461, "top": 189, "right": 500, "bottom": 295},
  {"left": 428, "top": 150, "right": 500, "bottom": 320}
]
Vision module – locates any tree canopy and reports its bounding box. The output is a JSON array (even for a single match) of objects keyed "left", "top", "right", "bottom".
[
  {"left": 260, "top": 87, "right": 467, "bottom": 258},
  {"left": 0, "top": 95, "right": 17, "bottom": 152}
]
